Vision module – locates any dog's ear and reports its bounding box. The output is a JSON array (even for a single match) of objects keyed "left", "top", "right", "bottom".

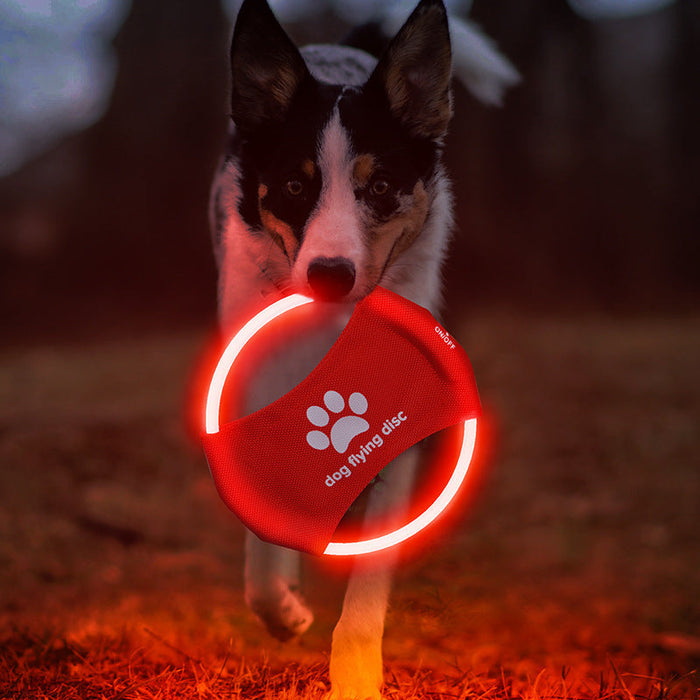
[
  {"left": 230, "top": 0, "right": 310, "bottom": 132},
  {"left": 368, "top": 0, "right": 452, "bottom": 141}
]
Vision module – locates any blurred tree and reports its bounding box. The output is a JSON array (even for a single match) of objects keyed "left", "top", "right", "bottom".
[
  {"left": 0, "top": 0, "right": 129, "bottom": 177},
  {"left": 445, "top": 0, "right": 699, "bottom": 312},
  {"left": 1, "top": 0, "right": 229, "bottom": 338}
]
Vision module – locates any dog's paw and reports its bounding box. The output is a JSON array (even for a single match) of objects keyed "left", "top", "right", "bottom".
[
  {"left": 246, "top": 579, "right": 314, "bottom": 642},
  {"left": 327, "top": 628, "right": 383, "bottom": 700}
]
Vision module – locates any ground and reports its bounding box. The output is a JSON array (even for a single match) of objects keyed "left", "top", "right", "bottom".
[{"left": 1, "top": 312, "right": 698, "bottom": 698}]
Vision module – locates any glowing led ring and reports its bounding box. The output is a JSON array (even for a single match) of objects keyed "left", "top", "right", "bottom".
[
  {"left": 204, "top": 294, "right": 478, "bottom": 557},
  {"left": 204, "top": 294, "right": 314, "bottom": 435}
]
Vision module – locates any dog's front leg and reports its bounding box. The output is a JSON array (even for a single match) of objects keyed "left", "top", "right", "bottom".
[
  {"left": 239, "top": 344, "right": 329, "bottom": 643},
  {"left": 328, "top": 447, "right": 420, "bottom": 700},
  {"left": 328, "top": 562, "right": 390, "bottom": 700},
  {"left": 244, "top": 531, "right": 314, "bottom": 641}
]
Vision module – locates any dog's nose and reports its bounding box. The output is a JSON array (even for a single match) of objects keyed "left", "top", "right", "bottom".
[{"left": 307, "top": 256, "right": 356, "bottom": 301}]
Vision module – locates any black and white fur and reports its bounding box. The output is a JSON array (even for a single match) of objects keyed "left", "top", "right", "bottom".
[{"left": 209, "top": 1, "right": 517, "bottom": 697}]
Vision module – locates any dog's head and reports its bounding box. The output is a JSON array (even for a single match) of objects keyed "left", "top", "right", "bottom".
[{"left": 218, "top": 0, "right": 452, "bottom": 303}]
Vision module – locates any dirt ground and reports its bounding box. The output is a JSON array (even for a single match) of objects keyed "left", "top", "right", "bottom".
[{"left": 1, "top": 312, "right": 698, "bottom": 698}]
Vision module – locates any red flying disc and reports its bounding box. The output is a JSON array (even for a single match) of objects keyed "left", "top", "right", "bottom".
[{"left": 202, "top": 287, "right": 481, "bottom": 557}]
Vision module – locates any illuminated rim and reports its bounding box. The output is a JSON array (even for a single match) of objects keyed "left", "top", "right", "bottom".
[{"left": 204, "top": 294, "right": 478, "bottom": 557}]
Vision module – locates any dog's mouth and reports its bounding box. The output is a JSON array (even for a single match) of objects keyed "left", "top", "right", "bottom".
[
  {"left": 306, "top": 256, "right": 356, "bottom": 302},
  {"left": 280, "top": 249, "right": 391, "bottom": 304},
  {"left": 300, "top": 255, "right": 383, "bottom": 305},
  {"left": 306, "top": 279, "right": 381, "bottom": 306}
]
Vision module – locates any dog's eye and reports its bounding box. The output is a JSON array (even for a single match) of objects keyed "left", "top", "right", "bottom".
[
  {"left": 286, "top": 179, "right": 304, "bottom": 197},
  {"left": 370, "top": 178, "right": 390, "bottom": 196}
]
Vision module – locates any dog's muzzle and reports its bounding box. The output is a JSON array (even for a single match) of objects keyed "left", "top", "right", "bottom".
[{"left": 307, "top": 256, "right": 356, "bottom": 301}]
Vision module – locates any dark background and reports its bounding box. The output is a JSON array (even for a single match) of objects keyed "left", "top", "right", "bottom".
[
  {"left": 1, "top": 0, "right": 698, "bottom": 345},
  {"left": 1, "top": 4, "right": 699, "bottom": 693}
]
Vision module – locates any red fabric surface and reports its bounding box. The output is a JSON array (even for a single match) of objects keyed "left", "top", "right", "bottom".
[{"left": 201, "top": 287, "right": 481, "bottom": 555}]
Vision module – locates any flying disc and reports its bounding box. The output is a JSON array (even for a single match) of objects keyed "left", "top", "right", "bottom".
[{"left": 201, "top": 287, "right": 481, "bottom": 556}]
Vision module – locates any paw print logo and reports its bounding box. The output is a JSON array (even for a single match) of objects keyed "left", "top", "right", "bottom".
[{"left": 306, "top": 391, "right": 370, "bottom": 454}]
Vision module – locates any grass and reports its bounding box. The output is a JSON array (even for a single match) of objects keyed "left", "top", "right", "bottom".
[
  {"left": 2, "top": 627, "right": 695, "bottom": 699},
  {"left": 1, "top": 313, "right": 699, "bottom": 698},
  {"left": 2, "top": 627, "right": 696, "bottom": 699}
]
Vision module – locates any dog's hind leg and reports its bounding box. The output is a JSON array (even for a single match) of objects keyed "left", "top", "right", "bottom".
[
  {"left": 328, "top": 446, "right": 420, "bottom": 700},
  {"left": 244, "top": 532, "right": 314, "bottom": 641}
]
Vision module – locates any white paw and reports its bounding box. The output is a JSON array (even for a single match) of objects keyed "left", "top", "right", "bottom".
[
  {"left": 306, "top": 390, "right": 370, "bottom": 453},
  {"left": 246, "top": 579, "right": 314, "bottom": 642}
]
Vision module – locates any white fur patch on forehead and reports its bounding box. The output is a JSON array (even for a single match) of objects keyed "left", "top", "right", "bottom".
[
  {"left": 291, "top": 109, "right": 366, "bottom": 294},
  {"left": 317, "top": 110, "right": 354, "bottom": 189}
]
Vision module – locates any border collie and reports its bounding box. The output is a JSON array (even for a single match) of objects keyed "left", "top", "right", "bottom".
[{"left": 209, "top": 1, "right": 517, "bottom": 697}]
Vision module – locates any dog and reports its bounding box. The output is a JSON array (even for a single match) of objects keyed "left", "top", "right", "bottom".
[{"left": 209, "top": 0, "right": 517, "bottom": 697}]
